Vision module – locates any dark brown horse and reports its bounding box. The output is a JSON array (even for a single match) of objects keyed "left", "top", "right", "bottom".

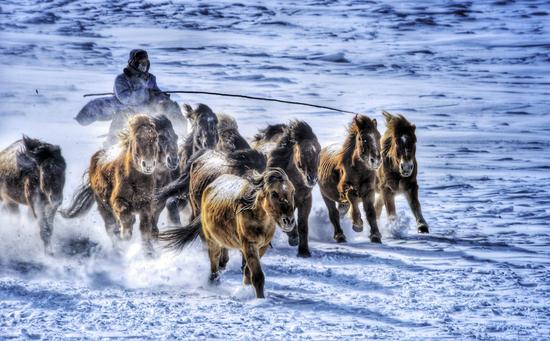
[
  {"left": 161, "top": 168, "right": 295, "bottom": 298},
  {"left": 375, "top": 111, "right": 429, "bottom": 233},
  {"left": 61, "top": 115, "right": 160, "bottom": 253},
  {"left": 168, "top": 104, "right": 220, "bottom": 224},
  {"left": 318, "top": 114, "right": 382, "bottom": 243},
  {"left": 251, "top": 120, "right": 321, "bottom": 257},
  {"left": 0, "top": 136, "right": 66, "bottom": 253}
]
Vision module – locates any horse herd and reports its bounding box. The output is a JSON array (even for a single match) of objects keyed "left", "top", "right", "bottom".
[{"left": 0, "top": 104, "right": 428, "bottom": 298}]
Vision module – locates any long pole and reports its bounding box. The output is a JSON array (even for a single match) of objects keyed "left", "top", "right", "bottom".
[{"left": 83, "top": 90, "right": 357, "bottom": 114}]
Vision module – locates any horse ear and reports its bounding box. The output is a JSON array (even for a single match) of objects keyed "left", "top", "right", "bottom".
[
  {"left": 372, "top": 118, "right": 377, "bottom": 128},
  {"left": 412, "top": 124, "right": 416, "bottom": 132},
  {"left": 382, "top": 110, "right": 393, "bottom": 123},
  {"left": 183, "top": 104, "right": 194, "bottom": 120}
]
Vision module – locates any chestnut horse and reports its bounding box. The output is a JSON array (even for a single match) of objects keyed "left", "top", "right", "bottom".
[
  {"left": 0, "top": 136, "right": 66, "bottom": 253},
  {"left": 375, "top": 111, "right": 429, "bottom": 233},
  {"left": 318, "top": 114, "right": 382, "bottom": 243},
  {"left": 61, "top": 115, "right": 159, "bottom": 253},
  {"left": 160, "top": 168, "right": 295, "bottom": 298},
  {"left": 251, "top": 120, "right": 320, "bottom": 257}
]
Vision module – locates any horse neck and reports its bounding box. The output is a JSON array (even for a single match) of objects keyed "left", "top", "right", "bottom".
[
  {"left": 381, "top": 134, "right": 399, "bottom": 170},
  {"left": 122, "top": 141, "right": 138, "bottom": 178},
  {"left": 339, "top": 131, "right": 360, "bottom": 167},
  {"left": 268, "top": 134, "right": 295, "bottom": 170}
]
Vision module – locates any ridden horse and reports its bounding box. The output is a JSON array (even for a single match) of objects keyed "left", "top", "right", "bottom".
[
  {"left": 0, "top": 136, "right": 66, "bottom": 253},
  {"left": 251, "top": 120, "right": 320, "bottom": 257},
  {"left": 160, "top": 168, "right": 295, "bottom": 298},
  {"left": 318, "top": 114, "right": 382, "bottom": 243},
  {"left": 375, "top": 111, "right": 429, "bottom": 233},
  {"left": 61, "top": 115, "right": 159, "bottom": 253}
]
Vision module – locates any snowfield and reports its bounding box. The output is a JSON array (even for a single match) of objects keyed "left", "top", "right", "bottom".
[{"left": 1, "top": 0, "right": 549, "bottom": 339}]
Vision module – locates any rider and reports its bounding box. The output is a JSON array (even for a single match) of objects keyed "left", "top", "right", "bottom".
[{"left": 106, "top": 49, "right": 186, "bottom": 145}]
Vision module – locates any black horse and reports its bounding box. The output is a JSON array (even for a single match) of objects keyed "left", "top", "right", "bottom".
[{"left": 0, "top": 136, "right": 66, "bottom": 253}]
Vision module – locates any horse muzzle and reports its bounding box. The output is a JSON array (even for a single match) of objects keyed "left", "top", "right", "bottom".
[
  {"left": 140, "top": 159, "right": 157, "bottom": 174},
  {"left": 399, "top": 161, "right": 414, "bottom": 177},
  {"left": 166, "top": 155, "right": 179, "bottom": 171},
  {"left": 279, "top": 216, "right": 296, "bottom": 233}
]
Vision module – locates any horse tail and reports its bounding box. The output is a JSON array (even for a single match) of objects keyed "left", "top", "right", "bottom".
[
  {"left": 59, "top": 174, "right": 94, "bottom": 219},
  {"left": 159, "top": 216, "right": 202, "bottom": 252}
]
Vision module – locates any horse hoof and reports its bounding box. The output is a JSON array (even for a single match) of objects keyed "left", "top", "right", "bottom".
[
  {"left": 418, "top": 224, "right": 429, "bottom": 234},
  {"left": 370, "top": 234, "right": 382, "bottom": 244},
  {"left": 338, "top": 203, "right": 350, "bottom": 216},
  {"left": 352, "top": 224, "right": 363, "bottom": 232},
  {"left": 334, "top": 233, "right": 347, "bottom": 243},
  {"left": 209, "top": 272, "right": 221, "bottom": 284},
  {"left": 287, "top": 233, "right": 299, "bottom": 247},
  {"left": 297, "top": 249, "right": 311, "bottom": 258}
]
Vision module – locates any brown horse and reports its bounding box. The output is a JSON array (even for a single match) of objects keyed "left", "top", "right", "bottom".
[
  {"left": 251, "top": 120, "right": 321, "bottom": 258},
  {"left": 160, "top": 168, "right": 295, "bottom": 298},
  {"left": 0, "top": 136, "right": 66, "bottom": 253},
  {"left": 61, "top": 115, "right": 159, "bottom": 253},
  {"left": 318, "top": 114, "right": 382, "bottom": 243},
  {"left": 375, "top": 111, "right": 429, "bottom": 233},
  {"left": 117, "top": 115, "right": 180, "bottom": 226}
]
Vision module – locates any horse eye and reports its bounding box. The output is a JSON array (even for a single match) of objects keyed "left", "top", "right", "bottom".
[{"left": 271, "top": 191, "right": 279, "bottom": 199}]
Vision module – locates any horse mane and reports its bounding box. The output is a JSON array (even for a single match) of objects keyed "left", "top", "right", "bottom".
[
  {"left": 216, "top": 113, "right": 238, "bottom": 133},
  {"left": 21, "top": 135, "right": 65, "bottom": 166},
  {"left": 226, "top": 149, "right": 267, "bottom": 175},
  {"left": 238, "top": 167, "right": 288, "bottom": 213},
  {"left": 151, "top": 114, "right": 174, "bottom": 132},
  {"left": 252, "top": 123, "right": 287, "bottom": 143},
  {"left": 288, "top": 120, "right": 316, "bottom": 143},
  {"left": 337, "top": 115, "right": 377, "bottom": 167},
  {"left": 184, "top": 103, "right": 215, "bottom": 122},
  {"left": 381, "top": 111, "right": 416, "bottom": 163}
]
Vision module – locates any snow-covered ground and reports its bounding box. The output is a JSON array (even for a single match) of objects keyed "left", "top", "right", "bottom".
[{"left": 1, "top": 0, "right": 549, "bottom": 339}]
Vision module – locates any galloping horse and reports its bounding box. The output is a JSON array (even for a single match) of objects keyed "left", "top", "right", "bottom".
[
  {"left": 252, "top": 120, "right": 321, "bottom": 257},
  {"left": 161, "top": 168, "right": 295, "bottom": 298},
  {"left": 62, "top": 115, "right": 160, "bottom": 253},
  {"left": 375, "top": 111, "right": 429, "bottom": 233},
  {"left": 318, "top": 114, "right": 382, "bottom": 243},
  {"left": 0, "top": 136, "right": 66, "bottom": 253}
]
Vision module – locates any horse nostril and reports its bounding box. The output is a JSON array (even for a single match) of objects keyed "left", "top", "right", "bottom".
[{"left": 141, "top": 160, "right": 146, "bottom": 168}]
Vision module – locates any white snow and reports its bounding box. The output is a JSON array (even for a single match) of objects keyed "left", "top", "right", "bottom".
[{"left": 0, "top": 0, "right": 549, "bottom": 339}]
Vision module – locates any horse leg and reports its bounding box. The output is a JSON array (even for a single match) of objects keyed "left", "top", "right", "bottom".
[
  {"left": 166, "top": 197, "right": 182, "bottom": 225},
  {"left": 296, "top": 194, "right": 312, "bottom": 258},
  {"left": 374, "top": 193, "right": 384, "bottom": 220},
  {"left": 382, "top": 186, "right": 397, "bottom": 221},
  {"left": 241, "top": 253, "right": 251, "bottom": 285},
  {"left": 139, "top": 210, "right": 156, "bottom": 256},
  {"left": 404, "top": 182, "right": 429, "bottom": 233},
  {"left": 242, "top": 242, "right": 265, "bottom": 298},
  {"left": 207, "top": 240, "right": 222, "bottom": 283},
  {"left": 219, "top": 248, "right": 229, "bottom": 270},
  {"left": 36, "top": 200, "right": 53, "bottom": 254},
  {"left": 321, "top": 193, "right": 346, "bottom": 243},
  {"left": 363, "top": 191, "right": 382, "bottom": 243},
  {"left": 96, "top": 199, "right": 119, "bottom": 246},
  {"left": 348, "top": 192, "right": 364, "bottom": 232},
  {"left": 113, "top": 197, "right": 135, "bottom": 241}
]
